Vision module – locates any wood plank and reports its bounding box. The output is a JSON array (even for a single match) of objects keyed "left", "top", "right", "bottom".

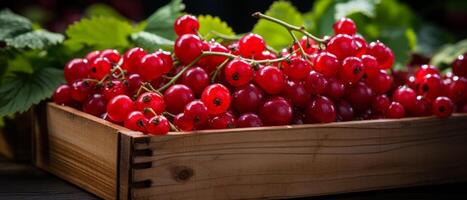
[{"left": 130, "top": 114, "right": 467, "bottom": 200}]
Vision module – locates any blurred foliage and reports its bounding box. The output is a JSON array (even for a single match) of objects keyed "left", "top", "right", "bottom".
[
  {"left": 431, "top": 39, "right": 467, "bottom": 69},
  {"left": 198, "top": 15, "right": 235, "bottom": 40}
]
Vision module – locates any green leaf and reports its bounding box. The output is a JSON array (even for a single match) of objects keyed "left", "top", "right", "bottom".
[
  {"left": 304, "top": 0, "right": 336, "bottom": 36},
  {"left": 335, "top": 0, "right": 376, "bottom": 20},
  {"left": 374, "top": 0, "right": 413, "bottom": 28},
  {"left": 0, "top": 67, "right": 64, "bottom": 117},
  {"left": 198, "top": 15, "right": 235, "bottom": 40},
  {"left": 253, "top": 1, "right": 304, "bottom": 50},
  {"left": 131, "top": 31, "right": 174, "bottom": 51},
  {"left": 415, "top": 24, "right": 454, "bottom": 57},
  {"left": 144, "top": 0, "right": 185, "bottom": 40},
  {"left": 431, "top": 39, "right": 467, "bottom": 68},
  {"left": 5, "top": 30, "right": 64, "bottom": 49},
  {"left": 84, "top": 3, "right": 127, "bottom": 20},
  {"left": 65, "top": 17, "right": 136, "bottom": 50},
  {"left": 378, "top": 27, "right": 414, "bottom": 66},
  {"left": 0, "top": 9, "right": 32, "bottom": 40}
]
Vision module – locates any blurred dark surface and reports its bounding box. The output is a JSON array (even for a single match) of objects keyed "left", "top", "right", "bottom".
[
  {"left": 0, "top": 0, "right": 466, "bottom": 39},
  {"left": 1, "top": 155, "right": 467, "bottom": 199}
]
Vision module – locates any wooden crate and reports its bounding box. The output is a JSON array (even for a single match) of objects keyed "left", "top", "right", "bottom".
[{"left": 33, "top": 102, "right": 467, "bottom": 200}]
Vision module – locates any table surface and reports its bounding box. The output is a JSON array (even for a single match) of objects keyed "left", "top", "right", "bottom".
[{"left": 1, "top": 156, "right": 467, "bottom": 200}]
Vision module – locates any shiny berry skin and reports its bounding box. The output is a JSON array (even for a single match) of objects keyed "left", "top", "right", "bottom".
[
  {"left": 208, "top": 112, "right": 236, "bottom": 129},
  {"left": 122, "top": 47, "right": 146, "bottom": 74},
  {"left": 164, "top": 84, "right": 195, "bottom": 114},
  {"left": 304, "top": 70, "right": 328, "bottom": 95},
  {"left": 432, "top": 96, "right": 454, "bottom": 118},
  {"left": 181, "top": 67, "right": 209, "bottom": 96},
  {"left": 293, "top": 36, "right": 317, "bottom": 55},
  {"left": 259, "top": 97, "right": 292, "bottom": 126},
  {"left": 198, "top": 41, "right": 230, "bottom": 73},
  {"left": 174, "top": 15, "right": 199, "bottom": 36},
  {"left": 174, "top": 34, "right": 203, "bottom": 64},
  {"left": 453, "top": 53, "right": 467, "bottom": 78},
  {"left": 415, "top": 64, "right": 440, "bottom": 83},
  {"left": 137, "top": 53, "right": 165, "bottom": 81},
  {"left": 386, "top": 102, "right": 405, "bottom": 119},
  {"left": 366, "top": 69, "right": 392, "bottom": 95},
  {"left": 155, "top": 50, "right": 173, "bottom": 74},
  {"left": 102, "top": 80, "right": 127, "bottom": 101},
  {"left": 393, "top": 86, "right": 417, "bottom": 110},
  {"left": 201, "top": 84, "right": 231, "bottom": 115},
  {"left": 107, "top": 95, "right": 135, "bottom": 123},
  {"left": 83, "top": 94, "right": 107, "bottom": 117},
  {"left": 173, "top": 113, "right": 194, "bottom": 131},
  {"left": 238, "top": 33, "right": 266, "bottom": 58},
  {"left": 71, "top": 80, "right": 95, "bottom": 102},
  {"left": 283, "top": 57, "right": 311, "bottom": 81},
  {"left": 127, "top": 74, "right": 143, "bottom": 93},
  {"left": 85, "top": 50, "right": 101, "bottom": 64},
  {"left": 446, "top": 76, "right": 467, "bottom": 104},
  {"left": 64, "top": 59, "right": 90, "bottom": 83},
  {"left": 136, "top": 92, "right": 165, "bottom": 117},
  {"left": 353, "top": 35, "right": 367, "bottom": 56},
  {"left": 90, "top": 57, "right": 111, "bottom": 80},
  {"left": 53, "top": 84, "right": 74, "bottom": 105},
  {"left": 124, "top": 111, "right": 147, "bottom": 132},
  {"left": 283, "top": 80, "right": 310, "bottom": 108},
  {"left": 339, "top": 56, "right": 364, "bottom": 85},
  {"left": 333, "top": 18, "right": 356, "bottom": 35},
  {"left": 232, "top": 84, "right": 264, "bottom": 113},
  {"left": 313, "top": 52, "right": 340, "bottom": 78},
  {"left": 147, "top": 115, "right": 170, "bottom": 135},
  {"left": 418, "top": 74, "right": 442, "bottom": 100},
  {"left": 184, "top": 100, "right": 209, "bottom": 125},
  {"left": 361, "top": 54, "right": 379, "bottom": 78},
  {"left": 345, "top": 82, "right": 374, "bottom": 112},
  {"left": 335, "top": 100, "right": 354, "bottom": 121},
  {"left": 255, "top": 66, "right": 285, "bottom": 95},
  {"left": 410, "top": 96, "right": 432, "bottom": 117},
  {"left": 306, "top": 96, "right": 336, "bottom": 123},
  {"left": 326, "top": 34, "right": 358, "bottom": 60},
  {"left": 325, "top": 78, "right": 345, "bottom": 99},
  {"left": 224, "top": 59, "right": 254, "bottom": 87},
  {"left": 237, "top": 113, "right": 263, "bottom": 128},
  {"left": 367, "top": 41, "right": 394, "bottom": 69},
  {"left": 372, "top": 94, "right": 391, "bottom": 114},
  {"left": 257, "top": 50, "right": 278, "bottom": 61},
  {"left": 100, "top": 49, "right": 120, "bottom": 64}
]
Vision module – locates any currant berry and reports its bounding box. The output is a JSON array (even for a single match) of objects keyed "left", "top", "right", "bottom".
[
  {"left": 453, "top": 53, "right": 467, "bottom": 78},
  {"left": 339, "top": 56, "right": 364, "bottom": 85},
  {"left": 53, "top": 84, "right": 74, "bottom": 105},
  {"left": 361, "top": 54, "right": 379, "bottom": 79},
  {"left": 137, "top": 53, "right": 165, "bottom": 81},
  {"left": 257, "top": 50, "right": 278, "bottom": 61},
  {"left": 393, "top": 86, "right": 417, "bottom": 110},
  {"left": 259, "top": 97, "right": 292, "bottom": 126},
  {"left": 283, "top": 57, "right": 311, "bottom": 81},
  {"left": 418, "top": 74, "right": 442, "bottom": 100},
  {"left": 184, "top": 100, "right": 209, "bottom": 125},
  {"left": 208, "top": 112, "right": 236, "bottom": 129},
  {"left": 365, "top": 69, "right": 392, "bottom": 95},
  {"left": 326, "top": 34, "right": 358, "bottom": 60},
  {"left": 174, "top": 34, "right": 203, "bottom": 64},
  {"left": 164, "top": 84, "right": 195, "bottom": 114},
  {"left": 345, "top": 82, "right": 374, "bottom": 112},
  {"left": 325, "top": 78, "right": 345, "bottom": 99},
  {"left": 173, "top": 113, "right": 194, "bottom": 131},
  {"left": 410, "top": 95, "right": 432, "bottom": 117},
  {"left": 446, "top": 76, "right": 467, "bottom": 104},
  {"left": 313, "top": 52, "right": 340, "bottom": 78},
  {"left": 306, "top": 96, "right": 336, "bottom": 123},
  {"left": 283, "top": 80, "right": 310, "bottom": 108},
  {"left": 432, "top": 96, "right": 454, "bottom": 118},
  {"left": 372, "top": 94, "right": 390, "bottom": 114},
  {"left": 107, "top": 95, "right": 135, "bottom": 122},
  {"left": 335, "top": 100, "right": 354, "bottom": 121},
  {"left": 367, "top": 41, "right": 394, "bottom": 69},
  {"left": 353, "top": 35, "right": 367, "bottom": 56},
  {"left": 255, "top": 65, "right": 285, "bottom": 94},
  {"left": 124, "top": 111, "right": 147, "bottom": 132},
  {"left": 71, "top": 80, "right": 95, "bottom": 102},
  {"left": 154, "top": 50, "right": 173, "bottom": 74},
  {"left": 386, "top": 102, "right": 405, "bottom": 119},
  {"left": 147, "top": 115, "right": 170, "bottom": 135},
  {"left": 122, "top": 47, "right": 146, "bottom": 74},
  {"left": 136, "top": 92, "right": 165, "bottom": 117},
  {"left": 238, "top": 33, "right": 266, "bottom": 58},
  {"left": 83, "top": 94, "right": 107, "bottom": 117},
  {"left": 102, "top": 80, "right": 127, "bottom": 101},
  {"left": 181, "top": 66, "right": 209, "bottom": 96},
  {"left": 304, "top": 70, "right": 328, "bottom": 95},
  {"left": 201, "top": 84, "right": 231, "bottom": 115},
  {"left": 198, "top": 41, "right": 230, "bottom": 73},
  {"left": 64, "top": 58, "right": 90, "bottom": 83},
  {"left": 174, "top": 15, "right": 199, "bottom": 36},
  {"left": 224, "top": 59, "right": 254, "bottom": 87},
  {"left": 100, "top": 49, "right": 120, "bottom": 64},
  {"left": 85, "top": 50, "right": 101, "bottom": 64},
  {"left": 415, "top": 64, "right": 440, "bottom": 83},
  {"left": 236, "top": 113, "right": 263, "bottom": 128},
  {"left": 333, "top": 18, "right": 357, "bottom": 35},
  {"left": 232, "top": 84, "right": 264, "bottom": 113},
  {"left": 293, "top": 36, "right": 317, "bottom": 55},
  {"left": 127, "top": 74, "right": 143, "bottom": 94}
]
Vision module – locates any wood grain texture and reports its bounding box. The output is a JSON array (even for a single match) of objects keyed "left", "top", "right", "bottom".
[
  {"left": 129, "top": 114, "right": 467, "bottom": 200},
  {"left": 34, "top": 103, "right": 124, "bottom": 200}
]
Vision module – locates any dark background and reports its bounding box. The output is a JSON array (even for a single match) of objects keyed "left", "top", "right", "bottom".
[{"left": 1, "top": 0, "right": 466, "bottom": 39}]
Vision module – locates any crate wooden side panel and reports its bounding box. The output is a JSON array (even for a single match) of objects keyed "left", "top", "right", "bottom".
[
  {"left": 34, "top": 103, "right": 123, "bottom": 200},
  {"left": 129, "top": 114, "right": 467, "bottom": 200}
]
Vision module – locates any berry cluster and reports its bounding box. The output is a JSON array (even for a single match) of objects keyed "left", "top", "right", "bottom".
[{"left": 53, "top": 14, "right": 467, "bottom": 135}]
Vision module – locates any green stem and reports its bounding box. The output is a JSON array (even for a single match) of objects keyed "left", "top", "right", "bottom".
[
  {"left": 210, "top": 31, "right": 242, "bottom": 41},
  {"left": 211, "top": 58, "right": 231, "bottom": 83},
  {"left": 288, "top": 29, "right": 307, "bottom": 59}
]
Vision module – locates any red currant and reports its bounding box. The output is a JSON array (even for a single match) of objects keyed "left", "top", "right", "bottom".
[
  {"left": 100, "top": 49, "right": 120, "bottom": 64},
  {"left": 313, "top": 52, "right": 340, "bottom": 78},
  {"left": 255, "top": 65, "right": 285, "bottom": 94},
  {"left": 283, "top": 80, "right": 310, "bottom": 108},
  {"left": 224, "top": 59, "right": 254, "bottom": 87},
  {"left": 353, "top": 35, "right": 367, "bottom": 56},
  {"left": 453, "top": 53, "right": 467, "bottom": 78},
  {"left": 201, "top": 84, "right": 231, "bottom": 115},
  {"left": 415, "top": 64, "right": 440, "bottom": 83},
  {"left": 306, "top": 96, "right": 336, "bottom": 123},
  {"left": 136, "top": 92, "right": 165, "bottom": 117},
  {"left": 208, "top": 112, "right": 236, "bottom": 129},
  {"left": 127, "top": 74, "right": 143, "bottom": 94},
  {"left": 173, "top": 113, "right": 194, "bottom": 131},
  {"left": 410, "top": 95, "right": 432, "bottom": 117},
  {"left": 232, "top": 84, "right": 264, "bottom": 113},
  {"left": 122, "top": 47, "right": 146, "bottom": 74},
  {"left": 154, "top": 49, "right": 173, "bottom": 74},
  {"left": 184, "top": 100, "right": 209, "bottom": 125},
  {"left": 333, "top": 18, "right": 357, "bottom": 35},
  {"left": 71, "top": 80, "right": 95, "bottom": 102},
  {"left": 325, "top": 78, "right": 345, "bottom": 99},
  {"left": 124, "top": 111, "right": 147, "bottom": 132},
  {"left": 335, "top": 100, "right": 354, "bottom": 121},
  {"left": 53, "top": 84, "right": 74, "bottom": 105},
  {"left": 418, "top": 74, "right": 442, "bottom": 100},
  {"left": 361, "top": 54, "right": 379, "bottom": 78},
  {"left": 236, "top": 113, "right": 263, "bottom": 128},
  {"left": 283, "top": 57, "right": 311, "bottom": 81},
  {"left": 339, "top": 56, "right": 364, "bottom": 85},
  {"left": 137, "top": 53, "right": 165, "bottom": 81},
  {"left": 326, "top": 34, "right": 358, "bottom": 60},
  {"left": 304, "top": 70, "right": 328, "bottom": 95},
  {"left": 107, "top": 95, "right": 135, "bottom": 122},
  {"left": 365, "top": 69, "right": 392, "bottom": 95},
  {"left": 393, "top": 86, "right": 417, "bottom": 110},
  {"left": 83, "top": 94, "right": 107, "bottom": 117},
  {"left": 238, "top": 33, "right": 266, "bottom": 58},
  {"left": 345, "top": 82, "right": 374, "bottom": 111},
  {"left": 164, "top": 84, "right": 195, "bottom": 114},
  {"left": 259, "top": 97, "right": 292, "bottom": 126},
  {"left": 432, "top": 96, "right": 454, "bottom": 118},
  {"left": 446, "top": 76, "right": 467, "bottom": 104},
  {"left": 293, "top": 36, "right": 317, "bottom": 55},
  {"left": 102, "top": 80, "right": 127, "bottom": 101},
  {"left": 147, "top": 115, "right": 170, "bottom": 135},
  {"left": 64, "top": 59, "right": 90, "bottom": 83},
  {"left": 174, "top": 34, "right": 203, "bottom": 64},
  {"left": 372, "top": 94, "right": 390, "bottom": 114},
  {"left": 85, "top": 51, "right": 100, "bottom": 64},
  {"left": 174, "top": 15, "right": 199, "bottom": 36},
  {"left": 367, "top": 41, "right": 394, "bottom": 69},
  {"left": 386, "top": 102, "right": 405, "bottom": 119},
  {"left": 198, "top": 41, "right": 230, "bottom": 73},
  {"left": 181, "top": 66, "right": 209, "bottom": 96}
]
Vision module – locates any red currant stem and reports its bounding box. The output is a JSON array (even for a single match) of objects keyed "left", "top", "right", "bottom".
[
  {"left": 144, "top": 82, "right": 163, "bottom": 96},
  {"left": 135, "top": 83, "right": 154, "bottom": 97},
  {"left": 163, "top": 111, "right": 176, "bottom": 118},
  {"left": 168, "top": 121, "right": 179, "bottom": 132},
  {"left": 288, "top": 29, "right": 308, "bottom": 59},
  {"left": 252, "top": 12, "right": 325, "bottom": 43},
  {"left": 265, "top": 45, "right": 278, "bottom": 55},
  {"left": 211, "top": 58, "right": 232, "bottom": 83},
  {"left": 210, "top": 31, "right": 242, "bottom": 41},
  {"left": 162, "top": 75, "right": 173, "bottom": 80},
  {"left": 97, "top": 74, "right": 110, "bottom": 84},
  {"left": 82, "top": 78, "right": 99, "bottom": 83}
]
